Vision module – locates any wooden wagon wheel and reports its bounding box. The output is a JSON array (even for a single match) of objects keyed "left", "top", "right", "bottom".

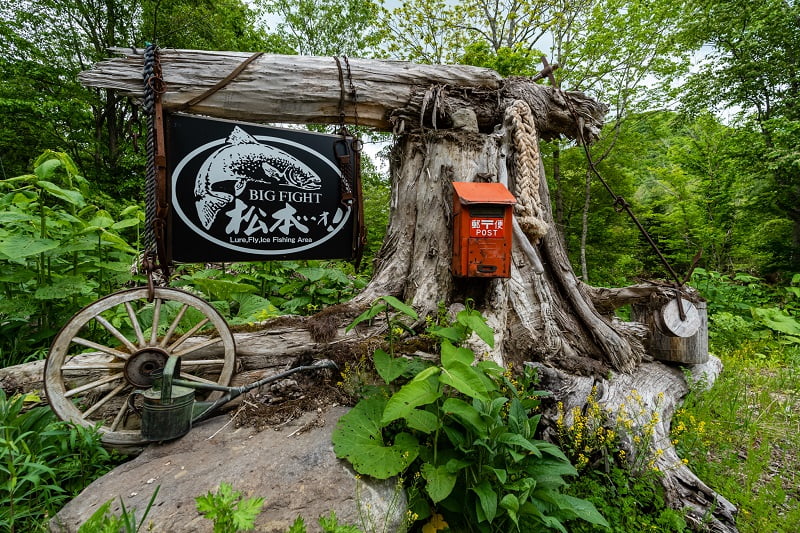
[{"left": 44, "top": 287, "right": 236, "bottom": 447}]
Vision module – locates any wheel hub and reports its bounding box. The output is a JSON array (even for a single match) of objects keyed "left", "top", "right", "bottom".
[{"left": 124, "top": 348, "right": 169, "bottom": 388}]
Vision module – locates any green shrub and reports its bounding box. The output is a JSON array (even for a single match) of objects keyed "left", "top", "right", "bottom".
[
  {"left": 333, "top": 299, "right": 608, "bottom": 532},
  {"left": 565, "top": 467, "right": 689, "bottom": 532},
  {"left": 196, "top": 482, "right": 265, "bottom": 533},
  {"left": 0, "top": 390, "right": 123, "bottom": 532},
  {"left": 0, "top": 151, "right": 142, "bottom": 366}
]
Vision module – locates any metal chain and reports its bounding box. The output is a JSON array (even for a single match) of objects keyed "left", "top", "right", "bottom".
[
  {"left": 547, "top": 59, "right": 688, "bottom": 286},
  {"left": 343, "top": 56, "right": 361, "bottom": 138}
]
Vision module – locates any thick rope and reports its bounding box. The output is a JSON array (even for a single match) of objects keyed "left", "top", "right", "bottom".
[
  {"left": 506, "top": 100, "right": 549, "bottom": 243},
  {"left": 142, "top": 44, "right": 157, "bottom": 255}
]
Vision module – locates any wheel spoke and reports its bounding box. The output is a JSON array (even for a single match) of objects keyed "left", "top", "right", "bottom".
[
  {"left": 81, "top": 382, "right": 128, "bottom": 419},
  {"left": 64, "top": 372, "right": 124, "bottom": 398},
  {"left": 150, "top": 298, "right": 163, "bottom": 345},
  {"left": 173, "top": 336, "right": 223, "bottom": 357},
  {"left": 124, "top": 302, "right": 146, "bottom": 348},
  {"left": 180, "top": 359, "right": 227, "bottom": 368},
  {"left": 160, "top": 303, "right": 189, "bottom": 348},
  {"left": 179, "top": 372, "right": 218, "bottom": 385},
  {"left": 94, "top": 315, "right": 138, "bottom": 353},
  {"left": 168, "top": 317, "right": 210, "bottom": 352},
  {"left": 72, "top": 337, "right": 130, "bottom": 359},
  {"left": 62, "top": 361, "right": 125, "bottom": 371},
  {"left": 109, "top": 399, "right": 132, "bottom": 432}
]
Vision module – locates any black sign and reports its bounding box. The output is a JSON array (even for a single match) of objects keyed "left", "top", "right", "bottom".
[{"left": 166, "top": 114, "right": 358, "bottom": 262}]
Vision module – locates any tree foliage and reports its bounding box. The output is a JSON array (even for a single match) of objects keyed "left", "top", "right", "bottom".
[{"left": 676, "top": 0, "right": 800, "bottom": 271}]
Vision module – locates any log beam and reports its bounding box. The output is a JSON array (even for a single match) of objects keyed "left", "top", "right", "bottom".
[{"left": 79, "top": 48, "right": 605, "bottom": 141}]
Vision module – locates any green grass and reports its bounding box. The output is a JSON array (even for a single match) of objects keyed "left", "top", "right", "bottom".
[{"left": 674, "top": 341, "right": 800, "bottom": 532}]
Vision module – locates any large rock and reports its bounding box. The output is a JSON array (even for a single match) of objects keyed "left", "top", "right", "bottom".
[{"left": 50, "top": 406, "right": 407, "bottom": 532}]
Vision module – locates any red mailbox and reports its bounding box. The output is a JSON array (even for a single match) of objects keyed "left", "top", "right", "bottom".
[{"left": 452, "top": 182, "right": 516, "bottom": 278}]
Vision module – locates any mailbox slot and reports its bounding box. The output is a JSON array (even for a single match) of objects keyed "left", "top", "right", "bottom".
[{"left": 452, "top": 182, "right": 516, "bottom": 278}]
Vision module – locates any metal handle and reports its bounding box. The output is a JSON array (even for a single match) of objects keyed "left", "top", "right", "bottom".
[{"left": 127, "top": 391, "right": 144, "bottom": 416}]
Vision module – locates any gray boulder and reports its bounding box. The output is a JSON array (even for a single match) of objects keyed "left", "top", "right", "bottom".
[{"left": 50, "top": 406, "right": 407, "bottom": 533}]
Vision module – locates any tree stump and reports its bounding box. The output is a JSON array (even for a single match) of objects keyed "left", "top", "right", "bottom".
[{"left": 0, "top": 49, "right": 741, "bottom": 532}]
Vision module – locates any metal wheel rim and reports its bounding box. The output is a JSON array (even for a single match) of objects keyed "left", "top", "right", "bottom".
[{"left": 44, "top": 287, "right": 236, "bottom": 447}]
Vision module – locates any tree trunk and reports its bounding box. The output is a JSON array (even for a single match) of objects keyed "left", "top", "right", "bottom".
[{"left": 7, "top": 50, "right": 739, "bottom": 532}]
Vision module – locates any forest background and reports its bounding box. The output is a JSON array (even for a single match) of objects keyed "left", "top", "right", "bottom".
[{"left": 1, "top": 0, "right": 800, "bottom": 531}]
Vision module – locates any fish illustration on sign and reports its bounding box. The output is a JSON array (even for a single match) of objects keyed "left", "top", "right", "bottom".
[{"left": 194, "top": 126, "right": 322, "bottom": 229}]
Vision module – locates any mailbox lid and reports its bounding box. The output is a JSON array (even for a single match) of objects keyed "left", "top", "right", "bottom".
[{"left": 453, "top": 182, "right": 516, "bottom": 206}]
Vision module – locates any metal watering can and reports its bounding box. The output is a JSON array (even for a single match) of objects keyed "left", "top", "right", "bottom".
[{"left": 129, "top": 355, "right": 337, "bottom": 442}]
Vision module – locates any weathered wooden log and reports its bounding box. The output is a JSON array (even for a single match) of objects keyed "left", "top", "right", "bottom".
[
  {"left": 79, "top": 48, "right": 605, "bottom": 141},
  {"left": 633, "top": 299, "right": 710, "bottom": 365}
]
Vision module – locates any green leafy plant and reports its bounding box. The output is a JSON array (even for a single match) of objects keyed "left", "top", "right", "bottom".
[
  {"left": 171, "top": 260, "right": 367, "bottom": 324},
  {"left": 565, "top": 467, "right": 689, "bottom": 532},
  {"left": 195, "top": 482, "right": 265, "bottom": 533},
  {"left": 690, "top": 269, "right": 800, "bottom": 350},
  {"left": 0, "top": 151, "right": 142, "bottom": 365},
  {"left": 334, "top": 300, "right": 608, "bottom": 532},
  {"left": 77, "top": 486, "right": 160, "bottom": 533},
  {"left": 0, "top": 390, "right": 123, "bottom": 532}
]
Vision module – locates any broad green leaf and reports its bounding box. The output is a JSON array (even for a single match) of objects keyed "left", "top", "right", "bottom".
[
  {"left": 373, "top": 348, "right": 412, "bottom": 384},
  {"left": 381, "top": 371, "right": 441, "bottom": 424},
  {"left": 119, "top": 205, "right": 142, "bottom": 217},
  {"left": 235, "top": 294, "right": 279, "bottom": 320},
  {"left": 189, "top": 278, "right": 257, "bottom": 301},
  {"left": 37, "top": 180, "right": 84, "bottom": 206},
  {"left": 95, "top": 261, "right": 134, "bottom": 272},
  {"left": 0, "top": 212, "right": 37, "bottom": 223},
  {"left": 333, "top": 397, "right": 419, "bottom": 479},
  {"left": 751, "top": 307, "right": 800, "bottom": 335},
  {"left": 507, "top": 398, "right": 527, "bottom": 434},
  {"left": 551, "top": 493, "right": 609, "bottom": 527},
  {"left": 440, "top": 340, "right": 475, "bottom": 368},
  {"left": 88, "top": 211, "right": 115, "bottom": 228},
  {"left": 442, "top": 397, "right": 487, "bottom": 434},
  {"left": 0, "top": 267, "right": 37, "bottom": 283},
  {"left": 34, "top": 158, "right": 61, "bottom": 181},
  {"left": 0, "top": 236, "right": 59, "bottom": 261},
  {"left": 489, "top": 467, "right": 507, "bottom": 484},
  {"left": 296, "top": 267, "right": 327, "bottom": 281},
  {"left": 379, "top": 295, "right": 418, "bottom": 319},
  {"left": 34, "top": 276, "right": 96, "bottom": 300},
  {"left": 99, "top": 232, "right": 136, "bottom": 253},
  {"left": 444, "top": 458, "right": 472, "bottom": 474},
  {"left": 428, "top": 325, "right": 466, "bottom": 344},
  {"left": 110, "top": 217, "right": 140, "bottom": 230},
  {"left": 404, "top": 408, "right": 440, "bottom": 433},
  {"left": 346, "top": 303, "right": 386, "bottom": 331},
  {"left": 439, "top": 360, "right": 489, "bottom": 400},
  {"left": 496, "top": 433, "right": 541, "bottom": 455},
  {"left": 460, "top": 313, "right": 495, "bottom": 347},
  {"left": 472, "top": 480, "right": 497, "bottom": 522},
  {"left": 500, "top": 494, "right": 520, "bottom": 526},
  {"left": 421, "top": 463, "right": 457, "bottom": 503},
  {"left": 534, "top": 441, "right": 572, "bottom": 464}
]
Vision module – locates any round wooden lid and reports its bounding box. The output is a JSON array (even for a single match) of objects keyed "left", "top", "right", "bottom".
[{"left": 657, "top": 298, "right": 701, "bottom": 338}]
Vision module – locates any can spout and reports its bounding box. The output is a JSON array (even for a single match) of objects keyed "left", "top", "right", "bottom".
[{"left": 186, "top": 359, "right": 338, "bottom": 425}]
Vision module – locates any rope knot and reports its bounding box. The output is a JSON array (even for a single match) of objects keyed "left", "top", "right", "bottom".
[{"left": 506, "top": 100, "right": 549, "bottom": 243}]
